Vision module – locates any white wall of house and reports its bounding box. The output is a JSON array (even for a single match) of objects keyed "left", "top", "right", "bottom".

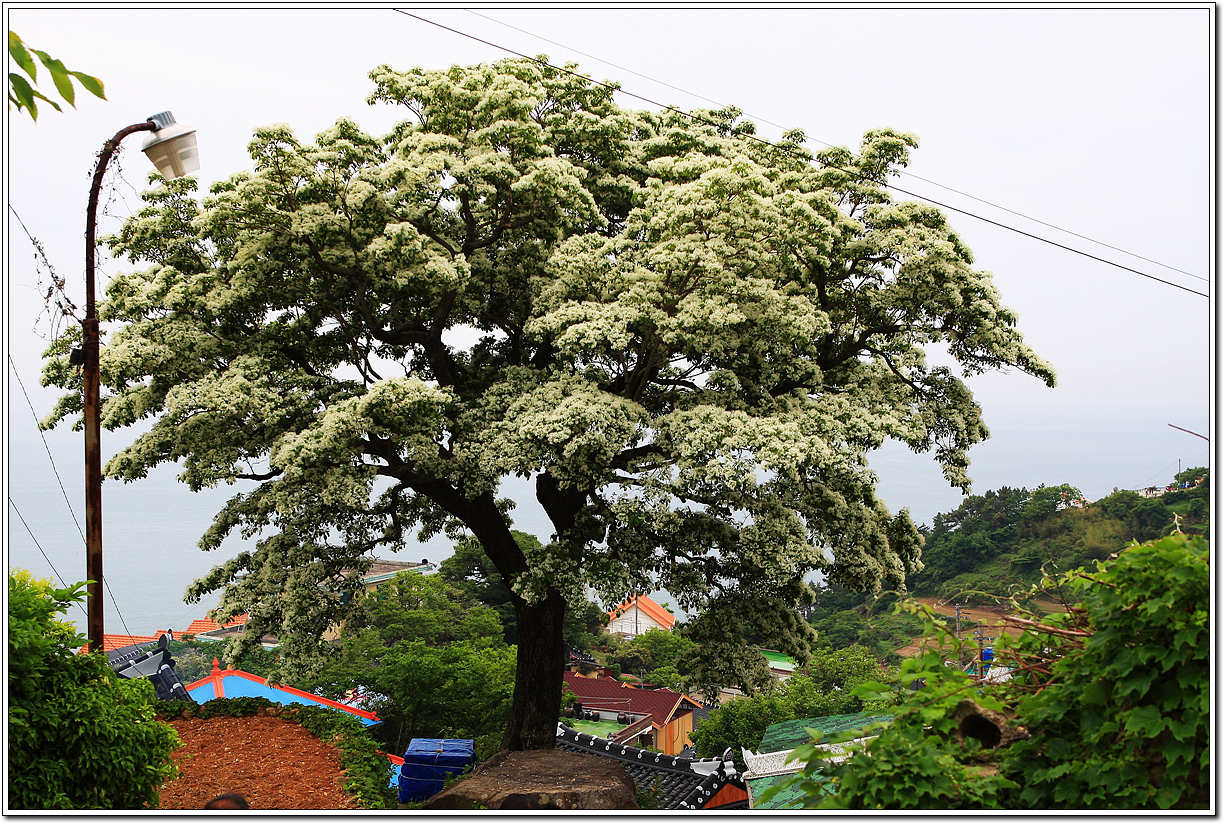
[{"left": 607, "top": 605, "right": 667, "bottom": 637}]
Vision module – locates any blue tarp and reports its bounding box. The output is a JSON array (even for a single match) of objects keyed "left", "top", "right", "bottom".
[{"left": 397, "top": 739, "right": 477, "bottom": 804}]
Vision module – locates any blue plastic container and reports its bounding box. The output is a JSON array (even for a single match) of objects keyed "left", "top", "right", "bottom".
[{"left": 397, "top": 739, "right": 477, "bottom": 804}]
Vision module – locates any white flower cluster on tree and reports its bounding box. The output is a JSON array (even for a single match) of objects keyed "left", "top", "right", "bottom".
[{"left": 42, "top": 57, "right": 1054, "bottom": 748}]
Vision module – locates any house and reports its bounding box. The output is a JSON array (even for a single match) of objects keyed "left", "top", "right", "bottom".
[
  {"left": 561, "top": 671, "right": 703, "bottom": 756},
  {"left": 348, "top": 558, "right": 436, "bottom": 593},
  {"left": 184, "top": 614, "right": 247, "bottom": 637},
  {"left": 185, "top": 659, "right": 381, "bottom": 727},
  {"left": 757, "top": 648, "right": 799, "bottom": 682},
  {"left": 183, "top": 613, "right": 284, "bottom": 648},
  {"left": 605, "top": 594, "right": 675, "bottom": 638},
  {"left": 556, "top": 724, "right": 749, "bottom": 810},
  {"left": 741, "top": 711, "right": 893, "bottom": 809}
]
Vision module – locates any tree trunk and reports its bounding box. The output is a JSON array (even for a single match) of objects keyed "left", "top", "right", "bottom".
[
  {"left": 501, "top": 587, "right": 568, "bottom": 751},
  {"left": 434, "top": 482, "right": 576, "bottom": 752}
]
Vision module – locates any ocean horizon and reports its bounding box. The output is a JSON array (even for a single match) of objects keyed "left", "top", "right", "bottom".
[{"left": 6, "top": 396, "right": 1207, "bottom": 639}]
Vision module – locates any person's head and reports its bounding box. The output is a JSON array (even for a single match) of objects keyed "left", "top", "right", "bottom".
[{"left": 204, "top": 793, "right": 250, "bottom": 810}]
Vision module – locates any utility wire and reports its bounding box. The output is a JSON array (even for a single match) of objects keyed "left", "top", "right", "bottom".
[
  {"left": 393, "top": 9, "right": 1208, "bottom": 299},
  {"left": 8, "top": 293, "right": 135, "bottom": 640},
  {"left": 9, "top": 354, "right": 87, "bottom": 544},
  {"left": 8, "top": 498, "right": 88, "bottom": 620},
  {"left": 466, "top": 9, "right": 1207, "bottom": 286}
]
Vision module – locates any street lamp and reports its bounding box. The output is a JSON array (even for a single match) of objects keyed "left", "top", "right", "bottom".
[{"left": 82, "top": 112, "right": 198, "bottom": 653}]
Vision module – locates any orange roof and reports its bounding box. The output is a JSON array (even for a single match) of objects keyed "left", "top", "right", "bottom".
[
  {"left": 184, "top": 614, "right": 248, "bottom": 636},
  {"left": 607, "top": 594, "right": 676, "bottom": 631},
  {"left": 77, "top": 633, "right": 164, "bottom": 654}
]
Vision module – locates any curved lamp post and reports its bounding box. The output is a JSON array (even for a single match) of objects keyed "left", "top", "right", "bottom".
[{"left": 83, "top": 111, "right": 198, "bottom": 653}]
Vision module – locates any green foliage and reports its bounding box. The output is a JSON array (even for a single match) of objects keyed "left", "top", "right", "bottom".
[
  {"left": 999, "top": 533, "right": 1210, "bottom": 809},
  {"left": 764, "top": 600, "right": 1018, "bottom": 810},
  {"left": 773, "top": 532, "right": 1210, "bottom": 810},
  {"left": 689, "top": 645, "right": 884, "bottom": 769},
  {"left": 44, "top": 57, "right": 1053, "bottom": 742},
  {"left": 366, "top": 569, "right": 507, "bottom": 648},
  {"left": 689, "top": 693, "right": 792, "bottom": 770},
  {"left": 167, "top": 638, "right": 280, "bottom": 682},
  {"left": 807, "top": 587, "right": 924, "bottom": 660},
  {"left": 8, "top": 572, "right": 181, "bottom": 810},
  {"left": 294, "top": 706, "right": 400, "bottom": 809},
  {"left": 909, "top": 472, "right": 1192, "bottom": 602},
  {"left": 606, "top": 627, "right": 697, "bottom": 688},
  {"left": 635, "top": 775, "right": 665, "bottom": 810},
  {"left": 289, "top": 570, "right": 516, "bottom": 758},
  {"left": 8, "top": 31, "right": 105, "bottom": 121}
]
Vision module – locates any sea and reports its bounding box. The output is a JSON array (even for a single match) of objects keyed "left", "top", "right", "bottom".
[{"left": 6, "top": 401, "right": 1208, "bottom": 638}]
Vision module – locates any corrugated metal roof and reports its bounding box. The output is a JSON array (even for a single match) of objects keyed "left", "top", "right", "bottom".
[{"left": 758, "top": 711, "right": 893, "bottom": 753}]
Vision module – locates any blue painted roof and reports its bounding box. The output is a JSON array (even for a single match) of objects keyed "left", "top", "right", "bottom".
[{"left": 185, "top": 664, "right": 380, "bottom": 727}]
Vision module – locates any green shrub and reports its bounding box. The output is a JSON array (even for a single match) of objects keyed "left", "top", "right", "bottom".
[
  {"left": 999, "top": 533, "right": 1209, "bottom": 809},
  {"left": 768, "top": 532, "right": 1210, "bottom": 810},
  {"left": 8, "top": 572, "right": 181, "bottom": 809}
]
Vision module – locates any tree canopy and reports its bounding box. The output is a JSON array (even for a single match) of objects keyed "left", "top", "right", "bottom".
[{"left": 43, "top": 56, "right": 1053, "bottom": 749}]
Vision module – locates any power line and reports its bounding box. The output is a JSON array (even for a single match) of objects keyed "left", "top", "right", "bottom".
[
  {"left": 8, "top": 498, "right": 88, "bottom": 620},
  {"left": 8, "top": 303, "right": 135, "bottom": 640},
  {"left": 9, "top": 354, "right": 87, "bottom": 545},
  {"left": 392, "top": 9, "right": 1208, "bottom": 300},
  {"left": 466, "top": 9, "right": 1207, "bottom": 287}
]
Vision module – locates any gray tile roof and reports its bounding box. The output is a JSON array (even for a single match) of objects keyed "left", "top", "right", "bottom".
[{"left": 555, "top": 724, "right": 748, "bottom": 810}]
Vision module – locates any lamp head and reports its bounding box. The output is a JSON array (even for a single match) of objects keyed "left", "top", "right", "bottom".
[{"left": 141, "top": 111, "right": 199, "bottom": 179}]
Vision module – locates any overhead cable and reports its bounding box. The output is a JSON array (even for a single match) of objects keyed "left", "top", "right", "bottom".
[
  {"left": 392, "top": 9, "right": 1208, "bottom": 299},
  {"left": 466, "top": 9, "right": 1207, "bottom": 286}
]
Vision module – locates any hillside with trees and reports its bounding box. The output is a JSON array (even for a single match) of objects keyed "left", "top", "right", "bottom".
[
  {"left": 803, "top": 468, "right": 1207, "bottom": 660},
  {"left": 909, "top": 467, "right": 1208, "bottom": 603}
]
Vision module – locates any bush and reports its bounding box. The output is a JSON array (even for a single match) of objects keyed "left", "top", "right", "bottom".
[
  {"left": 769, "top": 532, "right": 1210, "bottom": 810},
  {"left": 999, "top": 533, "right": 1210, "bottom": 809},
  {"left": 8, "top": 572, "right": 181, "bottom": 809}
]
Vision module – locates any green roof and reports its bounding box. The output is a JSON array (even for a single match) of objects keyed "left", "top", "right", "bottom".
[
  {"left": 748, "top": 771, "right": 836, "bottom": 810},
  {"left": 758, "top": 711, "right": 893, "bottom": 753},
  {"left": 569, "top": 718, "right": 625, "bottom": 738},
  {"left": 757, "top": 648, "right": 797, "bottom": 671}
]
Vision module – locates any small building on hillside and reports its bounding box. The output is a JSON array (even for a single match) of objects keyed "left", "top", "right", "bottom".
[
  {"left": 605, "top": 594, "right": 675, "bottom": 638},
  {"left": 561, "top": 671, "right": 703, "bottom": 756}
]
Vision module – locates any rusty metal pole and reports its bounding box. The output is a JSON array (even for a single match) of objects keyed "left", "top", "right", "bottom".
[{"left": 83, "top": 120, "right": 157, "bottom": 654}]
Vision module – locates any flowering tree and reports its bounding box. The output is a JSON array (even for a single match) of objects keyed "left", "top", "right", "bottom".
[{"left": 42, "top": 58, "right": 1053, "bottom": 750}]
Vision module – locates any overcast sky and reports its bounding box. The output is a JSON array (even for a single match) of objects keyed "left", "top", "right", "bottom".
[{"left": 4, "top": 6, "right": 1213, "bottom": 612}]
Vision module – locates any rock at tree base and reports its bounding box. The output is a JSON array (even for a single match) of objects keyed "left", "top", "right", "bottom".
[{"left": 422, "top": 749, "right": 638, "bottom": 809}]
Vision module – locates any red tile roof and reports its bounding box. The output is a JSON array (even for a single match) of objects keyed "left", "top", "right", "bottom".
[
  {"left": 76, "top": 633, "right": 166, "bottom": 654},
  {"left": 184, "top": 614, "right": 248, "bottom": 636},
  {"left": 562, "top": 671, "right": 699, "bottom": 727},
  {"left": 607, "top": 595, "right": 676, "bottom": 631}
]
